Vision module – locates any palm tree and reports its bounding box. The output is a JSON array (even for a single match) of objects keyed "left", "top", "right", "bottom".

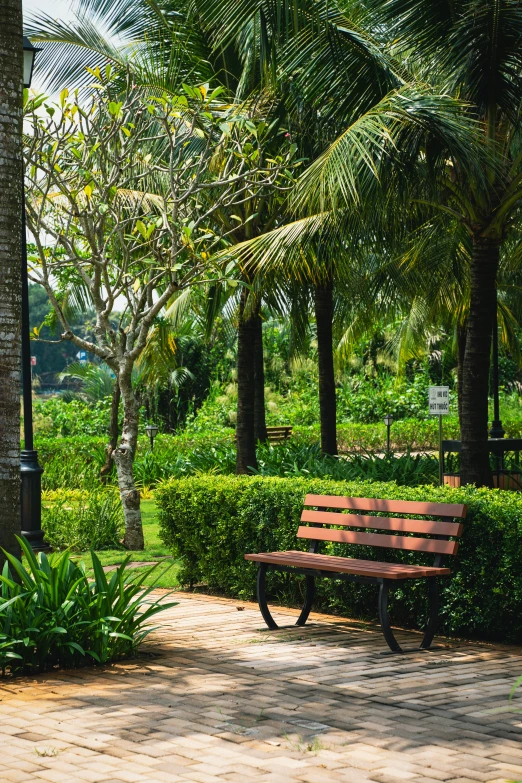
[
  {"left": 198, "top": 0, "right": 520, "bottom": 486},
  {"left": 0, "top": 0, "right": 23, "bottom": 558},
  {"left": 355, "top": 0, "right": 522, "bottom": 486}
]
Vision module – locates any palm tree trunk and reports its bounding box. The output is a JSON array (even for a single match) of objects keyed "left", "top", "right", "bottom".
[
  {"left": 314, "top": 279, "right": 337, "bottom": 456},
  {"left": 253, "top": 310, "right": 267, "bottom": 444},
  {"left": 456, "top": 320, "right": 467, "bottom": 430},
  {"left": 460, "top": 236, "right": 500, "bottom": 487},
  {"left": 100, "top": 381, "right": 120, "bottom": 483},
  {"left": 0, "top": 2, "right": 23, "bottom": 559},
  {"left": 236, "top": 289, "right": 257, "bottom": 473},
  {"left": 112, "top": 369, "right": 144, "bottom": 549}
]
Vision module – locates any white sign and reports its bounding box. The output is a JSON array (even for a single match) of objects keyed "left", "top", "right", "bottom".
[{"left": 429, "top": 386, "right": 449, "bottom": 415}]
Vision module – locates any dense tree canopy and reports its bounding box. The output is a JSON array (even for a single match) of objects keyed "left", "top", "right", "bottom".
[{"left": 23, "top": 0, "right": 522, "bottom": 511}]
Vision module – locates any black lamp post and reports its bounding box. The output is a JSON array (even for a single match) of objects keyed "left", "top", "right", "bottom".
[
  {"left": 21, "top": 36, "right": 45, "bottom": 551},
  {"left": 489, "top": 290, "right": 505, "bottom": 440},
  {"left": 383, "top": 414, "right": 393, "bottom": 456},
  {"left": 145, "top": 424, "right": 159, "bottom": 451}
]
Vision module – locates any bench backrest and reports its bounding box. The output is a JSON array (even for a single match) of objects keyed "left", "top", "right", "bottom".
[
  {"left": 266, "top": 426, "right": 292, "bottom": 443},
  {"left": 299, "top": 494, "right": 466, "bottom": 560}
]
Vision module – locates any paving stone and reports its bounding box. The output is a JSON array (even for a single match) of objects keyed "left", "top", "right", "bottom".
[{"left": 0, "top": 593, "right": 521, "bottom": 783}]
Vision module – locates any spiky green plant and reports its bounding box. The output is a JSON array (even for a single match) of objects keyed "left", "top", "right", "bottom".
[{"left": 0, "top": 536, "right": 176, "bottom": 675}]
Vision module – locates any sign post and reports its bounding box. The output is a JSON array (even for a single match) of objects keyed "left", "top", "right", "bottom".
[{"left": 429, "top": 386, "right": 450, "bottom": 486}]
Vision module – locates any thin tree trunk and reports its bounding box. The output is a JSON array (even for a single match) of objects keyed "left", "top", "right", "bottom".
[
  {"left": 0, "top": 3, "right": 23, "bottom": 560},
  {"left": 100, "top": 381, "right": 120, "bottom": 483},
  {"left": 253, "top": 310, "right": 267, "bottom": 444},
  {"left": 236, "top": 289, "right": 257, "bottom": 473},
  {"left": 314, "top": 279, "right": 337, "bottom": 456},
  {"left": 460, "top": 235, "right": 500, "bottom": 487},
  {"left": 456, "top": 320, "right": 467, "bottom": 431},
  {"left": 112, "top": 372, "right": 144, "bottom": 549}
]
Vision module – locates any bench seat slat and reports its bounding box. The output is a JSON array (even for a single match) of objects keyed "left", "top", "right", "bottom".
[
  {"left": 297, "top": 525, "right": 458, "bottom": 555},
  {"left": 304, "top": 494, "right": 467, "bottom": 519},
  {"left": 245, "top": 551, "right": 451, "bottom": 579},
  {"left": 301, "top": 510, "right": 463, "bottom": 537}
]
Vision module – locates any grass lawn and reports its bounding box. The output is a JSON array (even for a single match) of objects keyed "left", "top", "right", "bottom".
[{"left": 76, "top": 499, "right": 181, "bottom": 589}]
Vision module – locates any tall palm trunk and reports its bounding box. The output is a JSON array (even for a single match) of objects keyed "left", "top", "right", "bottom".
[
  {"left": 253, "top": 310, "right": 267, "bottom": 444},
  {"left": 460, "top": 235, "right": 500, "bottom": 486},
  {"left": 456, "top": 320, "right": 467, "bottom": 430},
  {"left": 314, "top": 278, "right": 337, "bottom": 456},
  {"left": 0, "top": 2, "right": 23, "bottom": 559},
  {"left": 112, "top": 369, "right": 144, "bottom": 549},
  {"left": 236, "top": 289, "right": 258, "bottom": 473}
]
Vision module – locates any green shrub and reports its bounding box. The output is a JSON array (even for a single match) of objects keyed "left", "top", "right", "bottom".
[
  {"left": 254, "top": 443, "right": 438, "bottom": 485},
  {"left": 37, "top": 433, "right": 438, "bottom": 489},
  {"left": 42, "top": 489, "right": 124, "bottom": 550},
  {"left": 37, "top": 437, "right": 108, "bottom": 489},
  {"left": 0, "top": 537, "right": 176, "bottom": 675},
  {"left": 34, "top": 417, "right": 521, "bottom": 490},
  {"left": 33, "top": 396, "right": 116, "bottom": 438},
  {"left": 157, "top": 475, "right": 522, "bottom": 643}
]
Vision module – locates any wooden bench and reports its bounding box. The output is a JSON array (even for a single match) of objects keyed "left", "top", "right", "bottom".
[
  {"left": 245, "top": 494, "right": 466, "bottom": 652},
  {"left": 234, "top": 426, "right": 292, "bottom": 445},
  {"left": 266, "top": 426, "right": 292, "bottom": 443}
]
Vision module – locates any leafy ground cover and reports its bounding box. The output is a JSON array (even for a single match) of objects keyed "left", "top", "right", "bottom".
[
  {"left": 0, "top": 537, "right": 176, "bottom": 675},
  {"left": 36, "top": 422, "right": 522, "bottom": 491}
]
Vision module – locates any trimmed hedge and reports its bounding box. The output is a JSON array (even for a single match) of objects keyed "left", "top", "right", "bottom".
[{"left": 156, "top": 475, "right": 522, "bottom": 643}]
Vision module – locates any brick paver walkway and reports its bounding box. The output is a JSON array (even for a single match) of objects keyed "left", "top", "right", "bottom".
[{"left": 0, "top": 592, "right": 521, "bottom": 783}]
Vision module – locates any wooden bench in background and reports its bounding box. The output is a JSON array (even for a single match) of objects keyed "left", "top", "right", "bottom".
[
  {"left": 266, "top": 426, "right": 292, "bottom": 443},
  {"left": 235, "top": 426, "right": 293, "bottom": 444},
  {"left": 245, "top": 494, "right": 466, "bottom": 652}
]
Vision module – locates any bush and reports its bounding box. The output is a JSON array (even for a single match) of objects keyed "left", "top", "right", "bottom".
[
  {"left": 34, "top": 417, "right": 521, "bottom": 490},
  {"left": 37, "top": 437, "right": 108, "bottom": 489},
  {"left": 157, "top": 475, "right": 522, "bottom": 643},
  {"left": 42, "top": 489, "right": 124, "bottom": 550},
  {"left": 0, "top": 537, "right": 176, "bottom": 675},
  {"left": 36, "top": 433, "right": 438, "bottom": 490},
  {"left": 33, "top": 396, "right": 116, "bottom": 438},
  {"left": 254, "top": 443, "right": 438, "bottom": 485}
]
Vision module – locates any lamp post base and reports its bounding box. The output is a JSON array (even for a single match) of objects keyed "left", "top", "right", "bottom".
[
  {"left": 489, "top": 420, "right": 505, "bottom": 439},
  {"left": 20, "top": 450, "right": 46, "bottom": 551}
]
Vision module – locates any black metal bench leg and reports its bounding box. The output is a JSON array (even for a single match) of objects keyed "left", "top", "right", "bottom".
[
  {"left": 378, "top": 581, "right": 402, "bottom": 652},
  {"left": 257, "top": 563, "right": 278, "bottom": 630},
  {"left": 420, "top": 578, "right": 439, "bottom": 649},
  {"left": 296, "top": 575, "right": 315, "bottom": 626}
]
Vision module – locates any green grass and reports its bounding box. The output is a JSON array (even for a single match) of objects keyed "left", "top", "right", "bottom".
[{"left": 74, "top": 499, "right": 181, "bottom": 589}]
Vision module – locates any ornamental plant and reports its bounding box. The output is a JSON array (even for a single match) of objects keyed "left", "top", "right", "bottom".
[{"left": 0, "top": 537, "right": 176, "bottom": 675}]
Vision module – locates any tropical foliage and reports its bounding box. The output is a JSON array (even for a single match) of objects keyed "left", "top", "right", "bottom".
[
  {"left": 42, "top": 488, "right": 124, "bottom": 550},
  {"left": 0, "top": 537, "right": 176, "bottom": 674},
  {"left": 18, "top": 0, "right": 522, "bottom": 562}
]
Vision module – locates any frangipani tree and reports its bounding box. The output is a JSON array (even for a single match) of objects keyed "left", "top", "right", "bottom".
[{"left": 25, "top": 70, "right": 287, "bottom": 547}]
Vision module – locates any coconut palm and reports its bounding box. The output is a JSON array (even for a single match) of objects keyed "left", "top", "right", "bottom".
[
  {"left": 196, "top": 0, "right": 522, "bottom": 486},
  {"left": 0, "top": 1, "right": 23, "bottom": 557}
]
